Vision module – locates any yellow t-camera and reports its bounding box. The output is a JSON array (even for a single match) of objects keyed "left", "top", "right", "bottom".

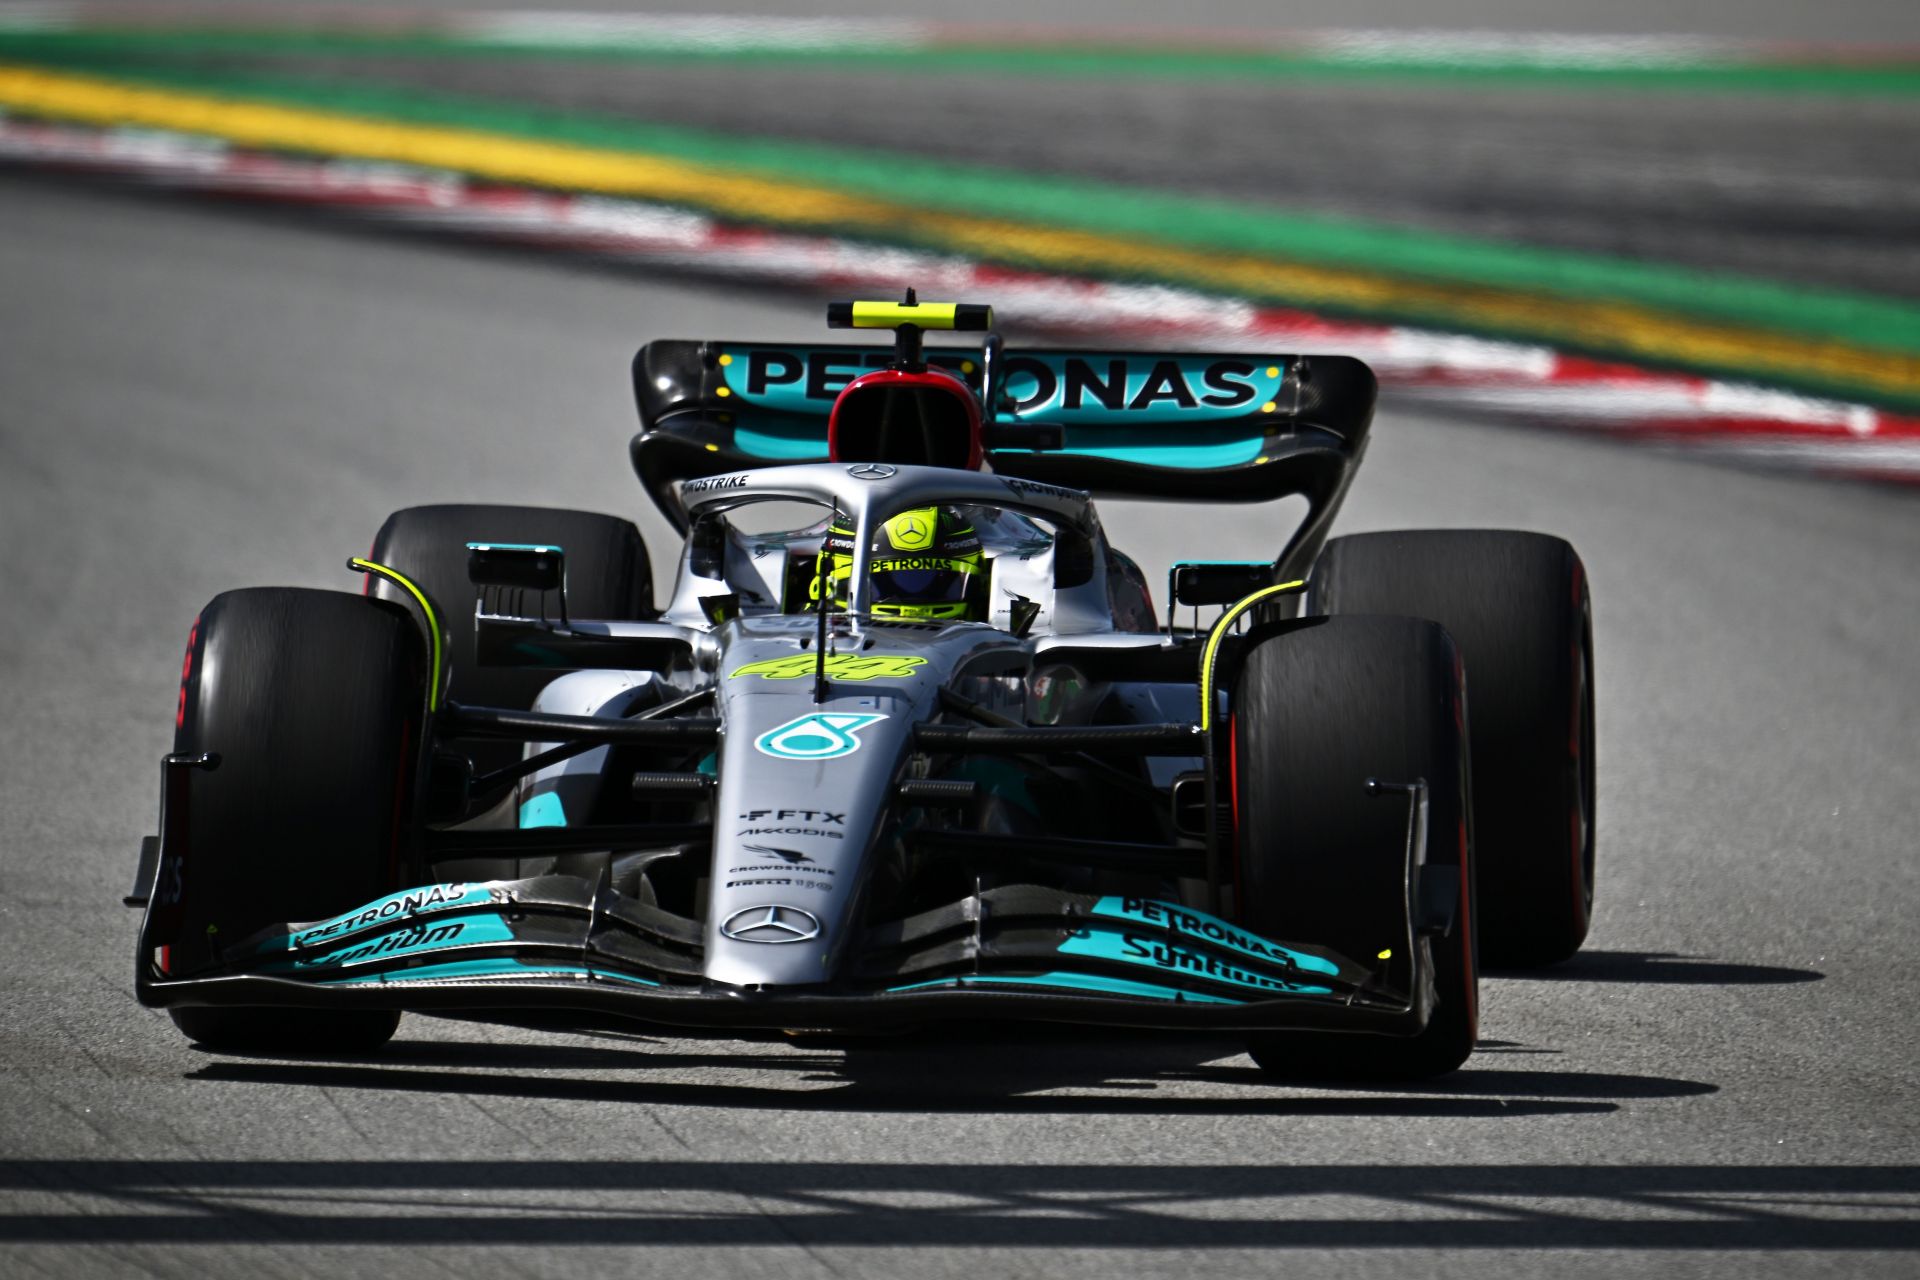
[{"left": 827, "top": 300, "right": 994, "bottom": 331}]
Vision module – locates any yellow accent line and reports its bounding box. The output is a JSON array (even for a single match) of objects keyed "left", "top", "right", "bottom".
[
  {"left": 4, "top": 63, "right": 1916, "bottom": 401},
  {"left": 1197, "top": 580, "right": 1306, "bottom": 732},
  {"left": 0, "top": 63, "right": 904, "bottom": 225},
  {"left": 349, "top": 557, "right": 446, "bottom": 711},
  {"left": 913, "top": 216, "right": 1920, "bottom": 401},
  {"left": 850, "top": 301, "right": 959, "bottom": 329},
  {"left": 809, "top": 543, "right": 832, "bottom": 607}
]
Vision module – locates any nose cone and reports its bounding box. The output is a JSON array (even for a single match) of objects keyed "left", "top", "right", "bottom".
[
  {"left": 704, "top": 638, "right": 924, "bottom": 990},
  {"left": 701, "top": 615, "right": 1024, "bottom": 990},
  {"left": 706, "top": 900, "right": 836, "bottom": 988}
]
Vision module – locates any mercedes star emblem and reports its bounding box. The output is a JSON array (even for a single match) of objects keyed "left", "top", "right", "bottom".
[
  {"left": 720, "top": 904, "right": 823, "bottom": 944},
  {"left": 847, "top": 463, "right": 897, "bottom": 480}
]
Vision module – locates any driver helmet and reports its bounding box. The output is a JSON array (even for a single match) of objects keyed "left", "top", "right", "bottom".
[{"left": 817, "top": 507, "right": 984, "bottom": 621}]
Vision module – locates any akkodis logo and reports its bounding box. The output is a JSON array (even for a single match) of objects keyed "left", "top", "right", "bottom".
[{"left": 754, "top": 712, "right": 886, "bottom": 761}]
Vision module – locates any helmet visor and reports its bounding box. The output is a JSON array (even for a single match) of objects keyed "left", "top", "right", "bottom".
[{"left": 872, "top": 561, "right": 972, "bottom": 603}]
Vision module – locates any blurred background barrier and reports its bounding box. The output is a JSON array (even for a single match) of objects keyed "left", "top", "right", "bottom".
[{"left": 2, "top": 3, "right": 1917, "bottom": 480}]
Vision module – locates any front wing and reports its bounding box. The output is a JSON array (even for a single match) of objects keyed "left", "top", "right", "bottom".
[{"left": 137, "top": 877, "right": 1435, "bottom": 1037}]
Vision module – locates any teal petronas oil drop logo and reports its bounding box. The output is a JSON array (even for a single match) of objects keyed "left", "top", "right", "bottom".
[{"left": 754, "top": 712, "right": 887, "bottom": 761}]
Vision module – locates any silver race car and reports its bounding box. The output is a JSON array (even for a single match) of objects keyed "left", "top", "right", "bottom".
[{"left": 130, "top": 297, "right": 1596, "bottom": 1079}]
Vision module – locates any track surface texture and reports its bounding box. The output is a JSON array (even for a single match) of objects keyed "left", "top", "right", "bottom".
[{"left": 4, "top": 166, "right": 1919, "bottom": 1278}]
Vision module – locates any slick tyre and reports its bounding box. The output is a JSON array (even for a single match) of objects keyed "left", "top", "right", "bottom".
[
  {"left": 1307, "top": 530, "right": 1594, "bottom": 967},
  {"left": 166, "top": 588, "right": 424, "bottom": 1053},
  {"left": 1234, "top": 616, "right": 1477, "bottom": 1081},
  {"left": 367, "top": 505, "right": 654, "bottom": 776}
]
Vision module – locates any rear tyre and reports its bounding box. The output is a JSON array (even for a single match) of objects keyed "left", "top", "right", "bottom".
[
  {"left": 167, "top": 588, "right": 423, "bottom": 1053},
  {"left": 367, "top": 505, "right": 654, "bottom": 777},
  {"left": 1234, "top": 616, "right": 1477, "bottom": 1081},
  {"left": 1308, "top": 530, "right": 1594, "bottom": 968}
]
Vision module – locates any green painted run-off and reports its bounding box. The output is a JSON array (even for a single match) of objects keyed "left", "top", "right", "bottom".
[
  {"left": 5, "top": 38, "right": 1920, "bottom": 409},
  {"left": 5, "top": 28, "right": 1920, "bottom": 95}
]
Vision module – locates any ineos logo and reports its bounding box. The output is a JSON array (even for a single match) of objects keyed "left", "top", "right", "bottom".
[
  {"left": 720, "top": 904, "right": 823, "bottom": 944},
  {"left": 847, "top": 463, "right": 897, "bottom": 480}
]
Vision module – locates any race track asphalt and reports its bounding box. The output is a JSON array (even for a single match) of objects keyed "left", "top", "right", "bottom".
[{"left": 1, "top": 171, "right": 1917, "bottom": 1278}]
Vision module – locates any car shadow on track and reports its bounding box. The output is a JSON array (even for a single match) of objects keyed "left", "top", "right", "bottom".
[
  {"left": 1485, "top": 949, "right": 1825, "bottom": 985},
  {"left": 2, "top": 1157, "right": 1914, "bottom": 1250},
  {"left": 179, "top": 1022, "right": 1714, "bottom": 1119}
]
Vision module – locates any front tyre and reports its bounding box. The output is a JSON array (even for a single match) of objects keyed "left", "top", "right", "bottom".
[
  {"left": 1233, "top": 616, "right": 1477, "bottom": 1080},
  {"left": 367, "top": 503, "right": 653, "bottom": 715},
  {"left": 367, "top": 504, "right": 654, "bottom": 781},
  {"left": 1308, "top": 530, "right": 1595, "bottom": 967},
  {"left": 166, "top": 588, "right": 424, "bottom": 1053}
]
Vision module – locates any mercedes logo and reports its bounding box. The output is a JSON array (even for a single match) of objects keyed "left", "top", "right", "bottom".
[
  {"left": 720, "top": 904, "right": 823, "bottom": 944},
  {"left": 847, "top": 463, "right": 897, "bottom": 480}
]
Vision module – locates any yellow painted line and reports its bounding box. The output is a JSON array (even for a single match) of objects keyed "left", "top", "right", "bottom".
[
  {"left": 5, "top": 62, "right": 1918, "bottom": 402},
  {"left": 0, "top": 63, "right": 906, "bottom": 228},
  {"left": 910, "top": 216, "right": 1920, "bottom": 400}
]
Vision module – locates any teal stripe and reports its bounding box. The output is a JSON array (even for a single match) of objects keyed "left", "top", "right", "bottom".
[
  {"left": 518, "top": 793, "right": 566, "bottom": 828},
  {"left": 323, "top": 958, "right": 660, "bottom": 985},
  {"left": 1090, "top": 895, "right": 1343, "bottom": 975},
  {"left": 889, "top": 971, "right": 1242, "bottom": 1004},
  {"left": 324, "top": 958, "right": 569, "bottom": 983},
  {"left": 1058, "top": 926, "right": 1333, "bottom": 996},
  {"left": 735, "top": 424, "right": 828, "bottom": 461},
  {"left": 1055, "top": 436, "right": 1265, "bottom": 468}
]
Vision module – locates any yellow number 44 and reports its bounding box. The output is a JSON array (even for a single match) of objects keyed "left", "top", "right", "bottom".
[{"left": 731, "top": 654, "right": 928, "bottom": 681}]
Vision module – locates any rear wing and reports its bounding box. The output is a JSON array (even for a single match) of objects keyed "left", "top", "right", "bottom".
[{"left": 628, "top": 338, "right": 1375, "bottom": 535}]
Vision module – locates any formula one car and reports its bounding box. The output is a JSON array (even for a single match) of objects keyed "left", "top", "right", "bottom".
[{"left": 129, "top": 296, "right": 1595, "bottom": 1079}]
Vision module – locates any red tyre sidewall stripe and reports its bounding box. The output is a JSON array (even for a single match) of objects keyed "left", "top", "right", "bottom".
[
  {"left": 1228, "top": 713, "right": 1245, "bottom": 916},
  {"left": 175, "top": 615, "right": 200, "bottom": 732},
  {"left": 1453, "top": 650, "right": 1476, "bottom": 1040},
  {"left": 1459, "top": 815, "right": 1476, "bottom": 1041},
  {"left": 1568, "top": 559, "right": 1590, "bottom": 935}
]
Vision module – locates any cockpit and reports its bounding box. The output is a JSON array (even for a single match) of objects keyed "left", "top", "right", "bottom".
[{"left": 677, "top": 492, "right": 1073, "bottom": 636}]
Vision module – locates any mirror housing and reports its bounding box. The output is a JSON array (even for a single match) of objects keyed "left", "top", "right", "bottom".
[
  {"left": 1169, "top": 561, "right": 1273, "bottom": 607},
  {"left": 467, "top": 542, "right": 565, "bottom": 593}
]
